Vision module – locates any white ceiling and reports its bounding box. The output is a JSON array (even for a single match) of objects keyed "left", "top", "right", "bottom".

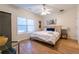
[{"left": 13, "top": 4, "right": 76, "bottom": 15}]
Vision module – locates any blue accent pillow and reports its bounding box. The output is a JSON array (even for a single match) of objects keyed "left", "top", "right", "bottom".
[{"left": 47, "top": 28, "right": 55, "bottom": 31}]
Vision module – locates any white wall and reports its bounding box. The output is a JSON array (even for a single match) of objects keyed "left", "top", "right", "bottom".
[
  {"left": 57, "top": 8, "right": 77, "bottom": 39},
  {"left": 43, "top": 7, "right": 77, "bottom": 40},
  {"left": 77, "top": 5, "right": 79, "bottom": 43},
  {"left": 0, "top": 4, "right": 43, "bottom": 41}
]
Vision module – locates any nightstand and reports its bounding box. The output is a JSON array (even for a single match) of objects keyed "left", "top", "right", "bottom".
[{"left": 61, "top": 29, "right": 68, "bottom": 39}]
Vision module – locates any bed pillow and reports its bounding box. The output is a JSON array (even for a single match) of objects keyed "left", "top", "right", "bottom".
[{"left": 46, "top": 28, "right": 55, "bottom": 31}]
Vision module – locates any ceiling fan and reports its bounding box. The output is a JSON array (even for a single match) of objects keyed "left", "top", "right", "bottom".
[
  {"left": 41, "top": 4, "right": 51, "bottom": 15},
  {"left": 41, "top": 4, "right": 64, "bottom": 15}
]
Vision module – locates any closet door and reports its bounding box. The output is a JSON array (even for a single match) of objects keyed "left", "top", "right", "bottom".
[{"left": 0, "top": 11, "right": 12, "bottom": 47}]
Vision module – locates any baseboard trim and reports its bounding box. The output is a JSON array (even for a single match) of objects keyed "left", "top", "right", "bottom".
[
  {"left": 68, "top": 37, "right": 78, "bottom": 43},
  {"left": 12, "top": 41, "right": 18, "bottom": 43}
]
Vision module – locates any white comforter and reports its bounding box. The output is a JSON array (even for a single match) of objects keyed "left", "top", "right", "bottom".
[{"left": 30, "top": 31, "right": 60, "bottom": 45}]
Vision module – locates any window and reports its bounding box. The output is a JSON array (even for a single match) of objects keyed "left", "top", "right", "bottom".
[
  {"left": 17, "top": 17, "right": 35, "bottom": 34},
  {"left": 27, "top": 19, "right": 35, "bottom": 33},
  {"left": 17, "top": 17, "right": 27, "bottom": 34}
]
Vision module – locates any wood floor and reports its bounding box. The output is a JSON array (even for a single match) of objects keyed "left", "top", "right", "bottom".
[{"left": 13, "top": 39, "right": 79, "bottom": 54}]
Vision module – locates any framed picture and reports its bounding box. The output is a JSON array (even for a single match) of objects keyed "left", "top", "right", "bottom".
[{"left": 47, "top": 19, "right": 56, "bottom": 25}]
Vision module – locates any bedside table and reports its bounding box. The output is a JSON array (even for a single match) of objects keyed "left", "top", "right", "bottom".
[{"left": 61, "top": 29, "right": 68, "bottom": 39}]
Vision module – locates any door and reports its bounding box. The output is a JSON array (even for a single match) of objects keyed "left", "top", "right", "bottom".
[{"left": 0, "top": 11, "right": 12, "bottom": 47}]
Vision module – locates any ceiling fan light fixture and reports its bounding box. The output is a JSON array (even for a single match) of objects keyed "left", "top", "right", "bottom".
[
  {"left": 41, "top": 11, "right": 47, "bottom": 15},
  {"left": 41, "top": 4, "right": 51, "bottom": 15}
]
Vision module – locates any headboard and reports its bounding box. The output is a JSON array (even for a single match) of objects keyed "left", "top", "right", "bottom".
[{"left": 45, "top": 24, "right": 62, "bottom": 34}]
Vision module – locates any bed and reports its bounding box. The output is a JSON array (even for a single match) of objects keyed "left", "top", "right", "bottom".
[
  {"left": 30, "top": 31, "right": 60, "bottom": 45},
  {"left": 30, "top": 25, "right": 61, "bottom": 45}
]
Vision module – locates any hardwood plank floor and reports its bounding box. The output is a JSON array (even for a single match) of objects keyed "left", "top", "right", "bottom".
[{"left": 13, "top": 39, "right": 79, "bottom": 54}]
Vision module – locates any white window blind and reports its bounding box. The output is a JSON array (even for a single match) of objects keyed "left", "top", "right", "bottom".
[
  {"left": 27, "top": 19, "right": 35, "bottom": 33},
  {"left": 17, "top": 17, "right": 27, "bottom": 33},
  {"left": 17, "top": 17, "right": 35, "bottom": 34}
]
